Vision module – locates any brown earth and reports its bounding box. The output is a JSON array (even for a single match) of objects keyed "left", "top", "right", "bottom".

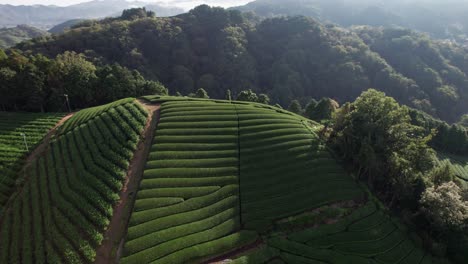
[{"left": 94, "top": 101, "right": 160, "bottom": 264}]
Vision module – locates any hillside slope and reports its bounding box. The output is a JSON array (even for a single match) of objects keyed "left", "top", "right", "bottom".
[
  {"left": 0, "top": 98, "right": 148, "bottom": 263},
  {"left": 0, "top": 25, "right": 48, "bottom": 48},
  {"left": 233, "top": 0, "right": 468, "bottom": 43},
  {"left": 17, "top": 6, "right": 468, "bottom": 122},
  {"left": 0, "top": 0, "right": 184, "bottom": 29},
  {"left": 119, "top": 97, "right": 442, "bottom": 263},
  {"left": 0, "top": 112, "right": 64, "bottom": 212}
]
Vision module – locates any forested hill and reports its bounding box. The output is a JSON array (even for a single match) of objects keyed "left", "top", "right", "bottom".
[
  {"left": 16, "top": 5, "right": 468, "bottom": 123},
  {"left": 0, "top": 0, "right": 184, "bottom": 29},
  {"left": 0, "top": 25, "right": 48, "bottom": 48},
  {"left": 233, "top": 0, "right": 468, "bottom": 44}
]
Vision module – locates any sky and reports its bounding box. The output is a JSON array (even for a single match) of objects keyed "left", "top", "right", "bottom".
[{"left": 0, "top": 0, "right": 252, "bottom": 9}]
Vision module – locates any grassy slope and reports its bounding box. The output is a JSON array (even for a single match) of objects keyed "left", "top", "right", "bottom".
[
  {"left": 0, "top": 98, "right": 148, "bottom": 263},
  {"left": 0, "top": 112, "right": 63, "bottom": 212}
]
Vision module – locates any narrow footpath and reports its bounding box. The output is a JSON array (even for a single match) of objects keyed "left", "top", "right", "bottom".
[{"left": 94, "top": 101, "right": 160, "bottom": 264}]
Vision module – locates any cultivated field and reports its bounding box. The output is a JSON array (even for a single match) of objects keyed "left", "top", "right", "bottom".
[
  {"left": 0, "top": 97, "right": 446, "bottom": 264},
  {"left": 271, "top": 199, "right": 446, "bottom": 264},
  {"left": 0, "top": 99, "right": 148, "bottom": 263},
  {"left": 122, "top": 101, "right": 257, "bottom": 264},
  {"left": 436, "top": 153, "right": 468, "bottom": 189},
  {"left": 237, "top": 104, "right": 363, "bottom": 231},
  {"left": 0, "top": 112, "right": 63, "bottom": 211},
  {"left": 122, "top": 99, "right": 366, "bottom": 263}
]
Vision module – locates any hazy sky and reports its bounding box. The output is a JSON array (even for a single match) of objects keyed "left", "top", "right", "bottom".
[{"left": 0, "top": 0, "right": 252, "bottom": 9}]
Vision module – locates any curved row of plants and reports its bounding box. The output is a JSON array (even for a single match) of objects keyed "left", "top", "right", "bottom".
[{"left": 0, "top": 98, "right": 148, "bottom": 263}]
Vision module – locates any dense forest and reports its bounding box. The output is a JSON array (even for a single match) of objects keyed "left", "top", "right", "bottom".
[
  {"left": 16, "top": 6, "right": 468, "bottom": 123},
  {"left": 0, "top": 49, "right": 167, "bottom": 112}
]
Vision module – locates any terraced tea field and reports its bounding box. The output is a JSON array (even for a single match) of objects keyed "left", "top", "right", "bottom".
[
  {"left": 238, "top": 105, "right": 363, "bottom": 231},
  {"left": 121, "top": 101, "right": 257, "bottom": 264},
  {"left": 0, "top": 96, "right": 446, "bottom": 264},
  {"left": 0, "top": 98, "right": 148, "bottom": 263},
  {"left": 273, "top": 198, "right": 446, "bottom": 264},
  {"left": 230, "top": 199, "right": 448, "bottom": 263},
  {"left": 436, "top": 153, "right": 468, "bottom": 189},
  {"left": 122, "top": 99, "right": 366, "bottom": 263},
  {"left": 0, "top": 112, "right": 63, "bottom": 211}
]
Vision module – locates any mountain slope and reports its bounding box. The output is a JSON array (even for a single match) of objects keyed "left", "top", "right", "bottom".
[
  {"left": 0, "top": 96, "right": 448, "bottom": 263},
  {"left": 0, "top": 112, "right": 63, "bottom": 212},
  {"left": 0, "top": 24, "right": 48, "bottom": 48},
  {"left": 48, "top": 19, "right": 87, "bottom": 34},
  {"left": 233, "top": 0, "right": 468, "bottom": 43},
  {"left": 118, "top": 96, "right": 442, "bottom": 263},
  {"left": 17, "top": 6, "right": 468, "bottom": 122},
  {"left": 0, "top": 0, "right": 184, "bottom": 29},
  {"left": 0, "top": 98, "right": 148, "bottom": 263}
]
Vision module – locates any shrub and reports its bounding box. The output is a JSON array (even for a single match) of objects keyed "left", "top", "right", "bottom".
[{"left": 420, "top": 181, "right": 468, "bottom": 231}]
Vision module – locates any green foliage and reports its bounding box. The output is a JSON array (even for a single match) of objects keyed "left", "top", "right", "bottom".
[
  {"left": 459, "top": 115, "right": 468, "bottom": 128},
  {"left": 123, "top": 101, "right": 244, "bottom": 263},
  {"left": 331, "top": 89, "right": 435, "bottom": 204},
  {"left": 307, "top": 98, "right": 338, "bottom": 121},
  {"left": 237, "top": 89, "right": 259, "bottom": 102},
  {"left": 0, "top": 25, "right": 48, "bottom": 49},
  {"left": 195, "top": 88, "right": 210, "bottom": 99},
  {"left": 287, "top": 100, "right": 302, "bottom": 114},
  {"left": 410, "top": 108, "right": 468, "bottom": 155},
  {"left": 257, "top": 94, "right": 270, "bottom": 105},
  {"left": 270, "top": 200, "right": 440, "bottom": 264},
  {"left": 11, "top": 6, "right": 468, "bottom": 122},
  {"left": 231, "top": 245, "right": 279, "bottom": 264},
  {"left": 0, "top": 99, "right": 147, "bottom": 263},
  {"left": 123, "top": 98, "right": 364, "bottom": 262},
  {"left": 234, "top": 0, "right": 468, "bottom": 44},
  {"left": 0, "top": 50, "right": 167, "bottom": 112},
  {"left": 428, "top": 164, "right": 457, "bottom": 187},
  {"left": 421, "top": 181, "right": 468, "bottom": 231},
  {"left": 0, "top": 112, "right": 63, "bottom": 211},
  {"left": 121, "top": 8, "right": 155, "bottom": 21}
]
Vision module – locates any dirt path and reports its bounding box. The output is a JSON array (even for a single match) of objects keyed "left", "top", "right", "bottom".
[{"left": 94, "top": 101, "right": 160, "bottom": 264}]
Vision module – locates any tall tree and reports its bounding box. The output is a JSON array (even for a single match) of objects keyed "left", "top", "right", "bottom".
[
  {"left": 331, "top": 89, "right": 434, "bottom": 204},
  {"left": 288, "top": 100, "right": 302, "bottom": 114}
]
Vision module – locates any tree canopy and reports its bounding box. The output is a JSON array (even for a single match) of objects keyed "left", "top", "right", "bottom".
[
  {"left": 331, "top": 89, "right": 435, "bottom": 205},
  {"left": 15, "top": 6, "right": 468, "bottom": 122},
  {"left": 0, "top": 49, "right": 167, "bottom": 112}
]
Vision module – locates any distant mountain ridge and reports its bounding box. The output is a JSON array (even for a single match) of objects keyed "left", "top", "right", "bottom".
[
  {"left": 232, "top": 0, "right": 468, "bottom": 44},
  {"left": 0, "top": 0, "right": 184, "bottom": 29},
  {"left": 0, "top": 24, "right": 48, "bottom": 48}
]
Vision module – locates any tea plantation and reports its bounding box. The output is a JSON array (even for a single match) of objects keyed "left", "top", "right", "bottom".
[
  {"left": 0, "top": 112, "right": 63, "bottom": 212},
  {"left": 436, "top": 154, "right": 468, "bottom": 189},
  {"left": 121, "top": 101, "right": 257, "bottom": 264},
  {"left": 0, "top": 98, "right": 148, "bottom": 263},
  {"left": 271, "top": 198, "right": 447, "bottom": 264},
  {"left": 230, "top": 199, "right": 448, "bottom": 264},
  {"left": 0, "top": 97, "right": 446, "bottom": 263}
]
